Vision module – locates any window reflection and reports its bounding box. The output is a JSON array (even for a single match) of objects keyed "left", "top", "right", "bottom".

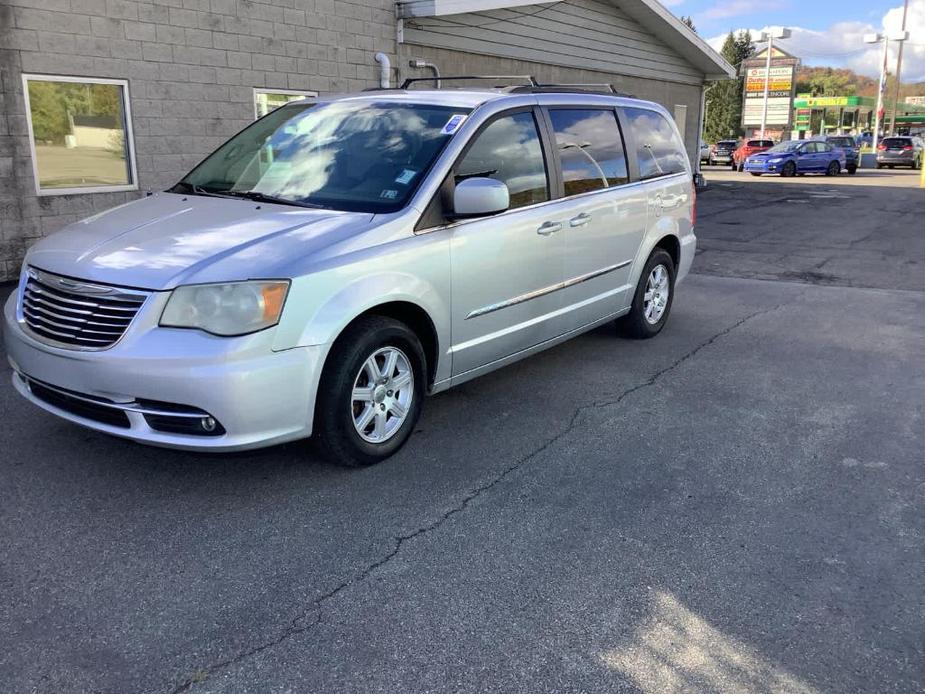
[
  {"left": 456, "top": 112, "right": 548, "bottom": 209},
  {"left": 25, "top": 77, "right": 133, "bottom": 192},
  {"left": 549, "top": 109, "right": 628, "bottom": 196},
  {"left": 180, "top": 101, "right": 467, "bottom": 213},
  {"left": 624, "top": 107, "right": 688, "bottom": 180}
]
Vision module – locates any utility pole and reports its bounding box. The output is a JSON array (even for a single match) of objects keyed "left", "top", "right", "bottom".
[{"left": 887, "top": 0, "right": 910, "bottom": 135}]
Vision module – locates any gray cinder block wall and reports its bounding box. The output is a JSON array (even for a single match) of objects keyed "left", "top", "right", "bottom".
[{"left": 0, "top": 0, "right": 397, "bottom": 282}]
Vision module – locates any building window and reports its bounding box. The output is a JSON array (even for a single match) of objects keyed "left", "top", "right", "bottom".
[
  {"left": 254, "top": 89, "right": 317, "bottom": 119},
  {"left": 22, "top": 74, "right": 137, "bottom": 196}
]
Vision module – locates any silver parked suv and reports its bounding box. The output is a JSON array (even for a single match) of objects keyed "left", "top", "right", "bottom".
[{"left": 3, "top": 78, "right": 696, "bottom": 465}]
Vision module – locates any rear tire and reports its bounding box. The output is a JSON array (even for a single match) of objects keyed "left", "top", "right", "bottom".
[
  {"left": 750, "top": 172, "right": 762, "bottom": 177},
  {"left": 876, "top": 163, "right": 883, "bottom": 169},
  {"left": 847, "top": 165, "right": 857, "bottom": 175},
  {"left": 826, "top": 161, "right": 840, "bottom": 176},
  {"left": 313, "top": 316, "right": 426, "bottom": 467},
  {"left": 617, "top": 249, "right": 675, "bottom": 340},
  {"left": 781, "top": 161, "right": 796, "bottom": 177}
]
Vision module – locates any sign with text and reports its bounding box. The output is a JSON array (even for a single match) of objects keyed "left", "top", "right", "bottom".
[{"left": 741, "top": 48, "right": 800, "bottom": 130}]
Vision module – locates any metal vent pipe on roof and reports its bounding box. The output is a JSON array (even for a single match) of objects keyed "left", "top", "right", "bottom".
[
  {"left": 374, "top": 52, "right": 391, "bottom": 89},
  {"left": 409, "top": 58, "right": 441, "bottom": 88}
]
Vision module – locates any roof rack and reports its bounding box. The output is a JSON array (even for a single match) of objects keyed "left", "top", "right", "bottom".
[
  {"left": 400, "top": 75, "right": 539, "bottom": 89},
  {"left": 509, "top": 83, "right": 635, "bottom": 97}
]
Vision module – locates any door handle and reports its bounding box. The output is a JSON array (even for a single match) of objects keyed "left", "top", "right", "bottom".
[
  {"left": 569, "top": 212, "right": 591, "bottom": 227},
  {"left": 536, "top": 221, "right": 562, "bottom": 236}
]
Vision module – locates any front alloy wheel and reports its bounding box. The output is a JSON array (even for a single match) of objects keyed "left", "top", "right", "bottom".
[
  {"left": 314, "top": 316, "right": 425, "bottom": 466},
  {"left": 351, "top": 346, "right": 414, "bottom": 444}
]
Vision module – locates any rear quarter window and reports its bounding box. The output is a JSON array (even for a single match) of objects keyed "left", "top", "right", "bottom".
[{"left": 623, "top": 107, "right": 688, "bottom": 180}]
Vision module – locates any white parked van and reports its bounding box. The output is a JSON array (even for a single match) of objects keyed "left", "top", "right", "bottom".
[{"left": 3, "top": 79, "right": 696, "bottom": 465}]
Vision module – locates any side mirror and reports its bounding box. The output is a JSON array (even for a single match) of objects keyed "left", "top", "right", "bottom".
[{"left": 451, "top": 177, "right": 509, "bottom": 218}]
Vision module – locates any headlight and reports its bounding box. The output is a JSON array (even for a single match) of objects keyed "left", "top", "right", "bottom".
[
  {"left": 767, "top": 157, "right": 783, "bottom": 163},
  {"left": 160, "top": 280, "right": 289, "bottom": 336}
]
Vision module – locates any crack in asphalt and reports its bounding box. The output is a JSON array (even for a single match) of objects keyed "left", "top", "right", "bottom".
[{"left": 165, "top": 299, "right": 795, "bottom": 693}]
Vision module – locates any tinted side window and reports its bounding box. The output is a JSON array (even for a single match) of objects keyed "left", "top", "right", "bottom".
[
  {"left": 623, "top": 107, "right": 687, "bottom": 180},
  {"left": 456, "top": 111, "right": 548, "bottom": 210},
  {"left": 547, "top": 109, "right": 628, "bottom": 196}
]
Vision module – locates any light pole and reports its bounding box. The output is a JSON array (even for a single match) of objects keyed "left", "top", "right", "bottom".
[
  {"left": 865, "top": 30, "right": 909, "bottom": 152},
  {"left": 759, "top": 27, "right": 791, "bottom": 138},
  {"left": 888, "top": 0, "right": 910, "bottom": 136}
]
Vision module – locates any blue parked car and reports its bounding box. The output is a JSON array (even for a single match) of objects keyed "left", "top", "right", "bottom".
[{"left": 744, "top": 140, "right": 846, "bottom": 177}]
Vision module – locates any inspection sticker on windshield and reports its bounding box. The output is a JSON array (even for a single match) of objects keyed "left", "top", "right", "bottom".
[
  {"left": 395, "top": 169, "right": 417, "bottom": 185},
  {"left": 380, "top": 189, "right": 398, "bottom": 199},
  {"left": 441, "top": 114, "right": 467, "bottom": 135}
]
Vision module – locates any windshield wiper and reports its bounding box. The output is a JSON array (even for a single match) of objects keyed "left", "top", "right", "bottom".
[
  {"left": 222, "top": 190, "right": 326, "bottom": 209},
  {"left": 171, "top": 181, "right": 230, "bottom": 198}
]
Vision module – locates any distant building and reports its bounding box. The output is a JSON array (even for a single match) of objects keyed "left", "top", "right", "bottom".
[{"left": 905, "top": 96, "right": 925, "bottom": 106}]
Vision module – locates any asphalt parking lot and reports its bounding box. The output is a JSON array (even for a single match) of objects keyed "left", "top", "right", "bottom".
[{"left": 2, "top": 169, "right": 923, "bottom": 693}]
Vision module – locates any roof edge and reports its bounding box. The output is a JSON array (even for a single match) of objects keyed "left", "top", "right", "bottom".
[{"left": 398, "top": 0, "right": 736, "bottom": 82}]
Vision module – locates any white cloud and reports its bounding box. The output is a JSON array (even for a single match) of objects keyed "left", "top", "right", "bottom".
[{"left": 705, "top": 0, "right": 925, "bottom": 83}]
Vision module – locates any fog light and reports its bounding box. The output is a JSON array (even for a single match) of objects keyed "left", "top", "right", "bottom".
[{"left": 201, "top": 416, "right": 217, "bottom": 432}]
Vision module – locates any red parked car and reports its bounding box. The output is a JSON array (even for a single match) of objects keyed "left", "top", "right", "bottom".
[{"left": 733, "top": 139, "right": 774, "bottom": 171}]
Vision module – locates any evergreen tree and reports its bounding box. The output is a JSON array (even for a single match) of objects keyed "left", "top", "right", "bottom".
[{"left": 704, "top": 30, "right": 755, "bottom": 142}]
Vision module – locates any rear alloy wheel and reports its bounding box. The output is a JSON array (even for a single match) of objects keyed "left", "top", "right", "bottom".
[
  {"left": 781, "top": 161, "right": 796, "bottom": 177},
  {"left": 617, "top": 249, "right": 675, "bottom": 339},
  {"left": 826, "top": 161, "right": 840, "bottom": 176},
  {"left": 313, "top": 316, "right": 425, "bottom": 466}
]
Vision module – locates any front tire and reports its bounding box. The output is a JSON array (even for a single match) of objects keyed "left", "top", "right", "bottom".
[
  {"left": 617, "top": 249, "right": 675, "bottom": 339},
  {"left": 313, "top": 316, "right": 426, "bottom": 466},
  {"left": 781, "top": 161, "right": 796, "bottom": 177}
]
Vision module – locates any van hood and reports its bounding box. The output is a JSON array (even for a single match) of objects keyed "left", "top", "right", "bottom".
[{"left": 25, "top": 193, "right": 374, "bottom": 290}]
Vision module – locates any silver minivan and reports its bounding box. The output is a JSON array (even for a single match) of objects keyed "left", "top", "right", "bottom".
[{"left": 3, "top": 81, "right": 696, "bottom": 465}]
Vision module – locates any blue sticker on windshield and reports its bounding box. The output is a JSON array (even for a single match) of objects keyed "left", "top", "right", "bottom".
[
  {"left": 380, "top": 189, "right": 398, "bottom": 199},
  {"left": 441, "top": 114, "right": 467, "bottom": 135},
  {"left": 395, "top": 169, "right": 417, "bottom": 185}
]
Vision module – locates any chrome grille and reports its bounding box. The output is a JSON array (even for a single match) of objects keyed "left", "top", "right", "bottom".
[{"left": 20, "top": 268, "right": 149, "bottom": 350}]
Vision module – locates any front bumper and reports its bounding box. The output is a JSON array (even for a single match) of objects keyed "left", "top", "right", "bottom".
[
  {"left": 743, "top": 159, "right": 781, "bottom": 174},
  {"left": 3, "top": 290, "right": 325, "bottom": 451}
]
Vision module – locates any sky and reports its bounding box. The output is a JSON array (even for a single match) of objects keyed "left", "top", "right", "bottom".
[{"left": 667, "top": 0, "right": 925, "bottom": 83}]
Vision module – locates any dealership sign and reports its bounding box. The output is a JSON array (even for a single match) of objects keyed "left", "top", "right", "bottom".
[{"left": 741, "top": 47, "right": 800, "bottom": 129}]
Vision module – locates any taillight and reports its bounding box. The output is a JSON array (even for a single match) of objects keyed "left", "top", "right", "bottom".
[
  {"left": 903, "top": 145, "right": 913, "bottom": 151},
  {"left": 877, "top": 143, "right": 887, "bottom": 150}
]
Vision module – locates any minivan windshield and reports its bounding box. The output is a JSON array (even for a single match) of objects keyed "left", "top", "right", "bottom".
[
  {"left": 174, "top": 101, "right": 470, "bottom": 213},
  {"left": 767, "top": 141, "right": 802, "bottom": 153}
]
